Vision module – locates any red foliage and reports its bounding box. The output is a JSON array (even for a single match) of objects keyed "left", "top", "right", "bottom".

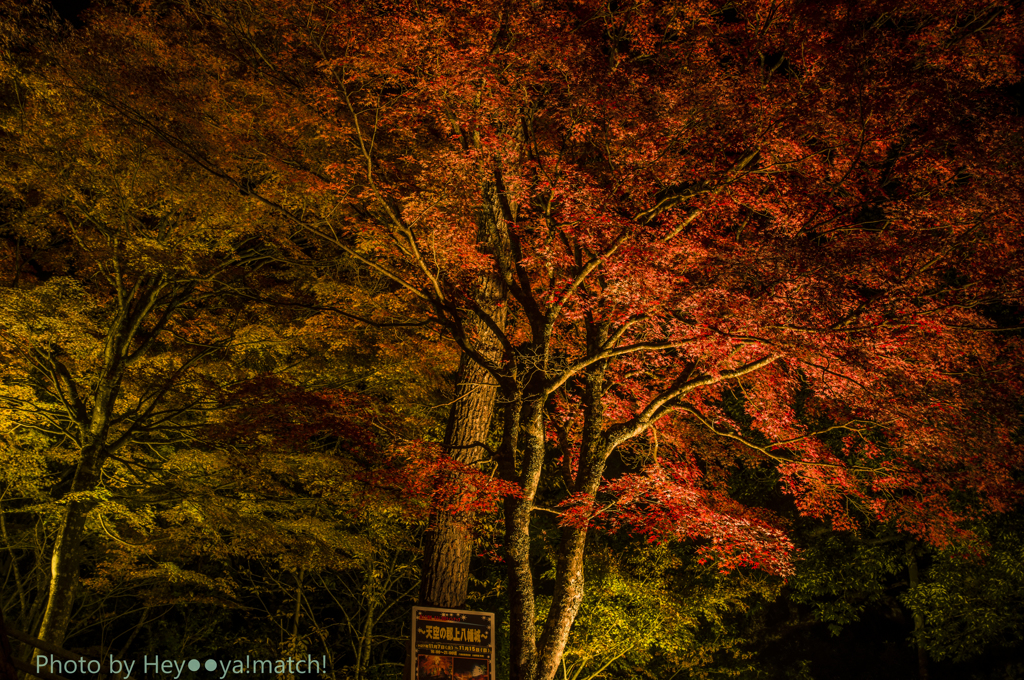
[
  {"left": 207, "top": 377, "right": 518, "bottom": 517},
  {"left": 37, "top": 1, "right": 1024, "bottom": 675},
  {"left": 561, "top": 460, "right": 796, "bottom": 576},
  {"left": 65, "top": 0, "right": 1023, "bottom": 554}
]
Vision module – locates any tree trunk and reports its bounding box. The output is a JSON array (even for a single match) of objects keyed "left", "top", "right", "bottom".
[
  {"left": 537, "top": 347, "right": 608, "bottom": 680},
  {"left": 35, "top": 445, "right": 104, "bottom": 651},
  {"left": 535, "top": 462, "right": 608, "bottom": 680},
  {"left": 355, "top": 586, "right": 375, "bottom": 680},
  {"left": 503, "top": 397, "right": 548, "bottom": 680},
  {"left": 418, "top": 188, "right": 509, "bottom": 609},
  {"left": 535, "top": 526, "right": 587, "bottom": 680},
  {"left": 504, "top": 493, "right": 537, "bottom": 680},
  {"left": 419, "top": 513, "right": 475, "bottom": 609},
  {"left": 418, "top": 323, "right": 504, "bottom": 608}
]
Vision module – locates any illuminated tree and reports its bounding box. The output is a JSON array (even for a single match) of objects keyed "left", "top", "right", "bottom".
[{"left": 5, "top": 2, "right": 1023, "bottom": 679}]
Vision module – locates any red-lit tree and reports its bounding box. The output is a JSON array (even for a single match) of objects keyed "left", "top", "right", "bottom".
[{"left": 24, "top": 1, "right": 1024, "bottom": 679}]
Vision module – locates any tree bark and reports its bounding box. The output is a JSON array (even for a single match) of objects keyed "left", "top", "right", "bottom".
[
  {"left": 36, "top": 445, "right": 104, "bottom": 648},
  {"left": 535, "top": 461, "right": 607, "bottom": 680},
  {"left": 419, "top": 512, "right": 475, "bottom": 609},
  {"left": 504, "top": 493, "right": 537, "bottom": 680},
  {"left": 418, "top": 319, "right": 504, "bottom": 608},
  {"left": 418, "top": 188, "right": 509, "bottom": 609},
  {"left": 503, "top": 397, "right": 548, "bottom": 680},
  {"left": 537, "top": 335, "right": 608, "bottom": 680},
  {"left": 535, "top": 526, "right": 587, "bottom": 680}
]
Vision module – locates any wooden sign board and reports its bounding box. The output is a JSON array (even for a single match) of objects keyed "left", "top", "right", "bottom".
[{"left": 410, "top": 607, "right": 495, "bottom": 680}]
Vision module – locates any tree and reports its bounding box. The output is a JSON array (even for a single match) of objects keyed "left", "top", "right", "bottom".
[
  {"left": 902, "top": 511, "right": 1024, "bottom": 668},
  {"left": 0, "top": 3, "right": 333, "bottom": 648},
  {"left": 543, "top": 540, "right": 781, "bottom": 680},
  {"left": 18, "top": 1, "right": 1024, "bottom": 680}
]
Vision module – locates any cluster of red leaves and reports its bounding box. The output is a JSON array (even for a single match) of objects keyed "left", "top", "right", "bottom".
[
  {"left": 354, "top": 439, "right": 522, "bottom": 520},
  {"left": 560, "top": 461, "right": 795, "bottom": 577},
  {"left": 42, "top": 0, "right": 1024, "bottom": 571},
  {"left": 206, "top": 376, "right": 519, "bottom": 520}
]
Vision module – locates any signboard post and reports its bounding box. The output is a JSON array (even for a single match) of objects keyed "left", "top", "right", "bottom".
[{"left": 409, "top": 607, "right": 495, "bottom": 680}]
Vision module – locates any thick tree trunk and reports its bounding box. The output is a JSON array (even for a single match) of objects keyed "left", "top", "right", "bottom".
[
  {"left": 418, "top": 320, "right": 504, "bottom": 607},
  {"left": 418, "top": 188, "right": 509, "bottom": 609},
  {"left": 419, "top": 513, "right": 474, "bottom": 609},
  {"left": 36, "top": 445, "right": 104, "bottom": 650}
]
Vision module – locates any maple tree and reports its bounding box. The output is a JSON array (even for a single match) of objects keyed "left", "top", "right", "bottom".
[{"left": 3, "top": 1, "right": 1024, "bottom": 679}]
